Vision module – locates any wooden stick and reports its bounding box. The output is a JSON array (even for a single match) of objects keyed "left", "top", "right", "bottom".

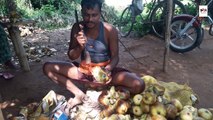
[
  {"left": 163, "top": 0, "right": 173, "bottom": 72},
  {"left": 8, "top": 26, "right": 30, "bottom": 71}
]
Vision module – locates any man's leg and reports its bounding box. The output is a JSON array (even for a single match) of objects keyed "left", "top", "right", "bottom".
[
  {"left": 110, "top": 71, "right": 145, "bottom": 94},
  {"left": 0, "top": 25, "right": 13, "bottom": 66},
  {"left": 43, "top": 61, "right": 87, "bottom": 108},
  {"left": 4, "top": 60, "right": 16, "bottom": 69}
]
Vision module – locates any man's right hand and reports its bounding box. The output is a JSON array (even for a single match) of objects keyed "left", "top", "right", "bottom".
[{"left": 75, "top": 24, "right": 87, "bottom": 47}]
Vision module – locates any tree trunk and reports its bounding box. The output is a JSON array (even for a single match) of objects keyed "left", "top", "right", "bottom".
[
  {"left": 163, "top": 0, "right": 173, "bottom": 72},
  {"left": 8, "top": 26, "right": 30, "bottom": 71},
  {"left": 6, "top": 0, "right": 30, "bottom": 71}
]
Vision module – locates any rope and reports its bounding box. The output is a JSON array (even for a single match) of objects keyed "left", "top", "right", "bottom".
[{"left": 118, "top": 37, "right": 144, "bottom": 65}]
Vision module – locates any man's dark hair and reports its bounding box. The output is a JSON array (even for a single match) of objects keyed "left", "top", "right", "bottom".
[{"left": 81, "top": 0, "right": 103, "bottom": 11}]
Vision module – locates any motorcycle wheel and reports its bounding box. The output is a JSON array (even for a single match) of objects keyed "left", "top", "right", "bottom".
[{"left": 170, "top": 17, "right": 203, "bottom": 53}]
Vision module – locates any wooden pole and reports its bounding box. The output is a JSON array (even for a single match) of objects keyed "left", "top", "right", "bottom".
[
  {"left": 8, "top": 26, "right": 30, "bottom": 71},
  {"left": 6, "top": 0, "right": 30, "bottom": 71},
  {"left": 163, "top": 0, "right": 173, "bottom": 72}
]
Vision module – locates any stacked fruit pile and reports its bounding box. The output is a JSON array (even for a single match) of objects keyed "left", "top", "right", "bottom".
[
  {"left": 98, "top": 75, "right": 213, "bottom": 120},
  {"left": 98, "top": 86, "right": 132, "bottom": 119}
]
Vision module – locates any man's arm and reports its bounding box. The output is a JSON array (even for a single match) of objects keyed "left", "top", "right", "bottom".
[
  {"left": 67, "top": 23, "right": 84, "bottom": 60},
  {"left": 105, "top": 23, "right": 119, "bottom": 71}
]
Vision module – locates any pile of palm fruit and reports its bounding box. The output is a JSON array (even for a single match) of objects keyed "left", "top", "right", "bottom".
[{"left": 97, "top": 75, "right": 213, "bottom": 120}]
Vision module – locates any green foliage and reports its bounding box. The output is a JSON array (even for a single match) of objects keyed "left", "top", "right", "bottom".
[
  {"left": 132, "top": 14, "right": 151, "bottom": 37},
  {"left": 102, "top": 3, "right": 119, "bottom": 25},
  {"left": 16, "top": 0, "right": 35, "bottom": 18},
  {"left": 0, "top": 0, "right": 7, "bottom": 16},
  {"left": 185, "top": 2, "right": 197, "bottom": 16},
  {"left": 116, "top": 0, "right": 198, "bottom": 37},
  {"left": 12, "top": 0, "right": 119, "bottom": 30},
  {"left": 33, "top": 4, "right": 75, "bottom": 29},
  {"left": 120, "top": 2, "right": 154, "bottom": 37},
  {"left": 14, "top": 0, "right": 77, "bottom": 30},
  {"left": 3, "top": 0, "right": 198, "bottom": 32},
  {"left": 40, "top": 5, "right": 57, "bottom": 17},
  {"left": 30, "top": 0, "right": 76, "bottom": 10}
]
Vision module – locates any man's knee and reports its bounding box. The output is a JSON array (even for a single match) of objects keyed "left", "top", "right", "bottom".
[
  {"left": 43, "top": 62, "right": 52, "bottom": 75},
  {"left": 134, "top": 78, "right": 145, "bottom": 94}
]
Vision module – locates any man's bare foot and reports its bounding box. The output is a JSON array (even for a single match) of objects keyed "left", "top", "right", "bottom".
[
  {"left": 64, "top": 96, "right": 84, "bottom": 114},
  {"left": 82, "top": 96, "right": 100, "bottom": 109},
  {"left": 66, "top": 96, "right": 84, "bottom": 109},
  {"left": 0, "top": 72, "right": 14, "bottom": 80}
]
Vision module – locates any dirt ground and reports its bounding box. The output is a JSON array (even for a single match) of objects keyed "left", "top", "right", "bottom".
[{"left": 0, "top": 27, "right": 213, "bottom": 118}]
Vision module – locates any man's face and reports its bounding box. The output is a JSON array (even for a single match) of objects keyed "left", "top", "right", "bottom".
[{"left": 81, "top": 5, "right": 101, "bottom": 29}]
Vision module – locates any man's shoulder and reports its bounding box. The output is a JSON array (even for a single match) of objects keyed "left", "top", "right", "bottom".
[{"left": 103, "top": 22, "right": 117, "bottom": 32}]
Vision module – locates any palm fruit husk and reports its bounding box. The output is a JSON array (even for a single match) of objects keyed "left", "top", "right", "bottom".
[
  {"left": 140, "top": 114, "right": 152, "bottom": 120},
  {"left": 116, "top": 88, "right": 130, "bottom": 100},
  {"left": 100, "top": 100, "right": 119, "bottom": 118},
  {"left": 141, "top": 75, "right": 158, "bottom": 90},
  {"left": 209, "top": 108, "right": 213, "bottom": 114},
  {"left": 115, "top": 99, "right": 130, "bottom": 114},
  {"left": 98, "top": 90, "right": 111, "bottom": 107},
  {"left": 91, "top": 66, "right": 110, "bottom": 83},
  {"left": 198, "top": 108, "right": 213, "bottom": 120},
  {"left": 151, "top": 115, "right": 167, "bottom": 120},
  {"left": 166, "top": 104, "right": 178, "bottom": 119},
  {"left": 158, "top": 81, "right": 199, "bottom": 106},
  {"left": 142, "top": 92, "right": 157, "bottom": 105},
  {"left": 152, "top": 83, "right": 165, "bottom": 96}
]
